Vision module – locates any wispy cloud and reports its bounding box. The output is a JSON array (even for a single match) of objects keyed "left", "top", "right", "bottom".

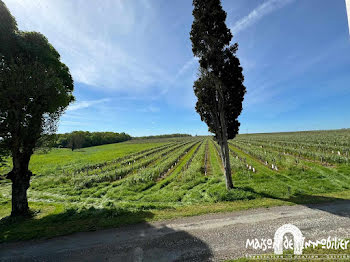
[
  {"left": 346, "top": 0, "right": 350, "bottom": 35},
  {"left": 243, "top": 36, "right": 347, "bottom": 114},
  {"left": 59, "top": 120, "right": 89, "bottom": 127},
  {"left": 174, "top": 57, "right": 198, "bottom": 81},
  {"left": 230, "top": 0, "right": 294, "bottom": 34},
  {"left": 175, "top": 0, "right": 294, "bottom": 81},
  {"left": 139, "top": 105, "right": 160, "bottom": 113},
  {"left": 5, "top": 0, "right": 169, "bottom": 92},
  {"left": 67, "top": 98, "right": 110, "bottom": 112}
]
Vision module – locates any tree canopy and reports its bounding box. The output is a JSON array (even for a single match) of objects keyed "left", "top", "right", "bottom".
[
  {"left": 190, "top": 0, "right": 246, "bottom": 189},
  {"left": 133, "top": 134, "right": 192, "bottom": 140},
  {"left": 55, "top": 131, "right": 132, "bottom": 150},
  {"left": 0, "top": 0, "right": 74, "bottom": 216}
]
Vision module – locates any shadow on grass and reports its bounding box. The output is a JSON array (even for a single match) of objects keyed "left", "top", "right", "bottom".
[
  {"left": 0, "top": 206, "right": 213, "bottom": 261},
  {"left": 237, "top": 186, "right": 350, "bottom": 218},
  {"left": 0, "top": 206, "right": 157, "bottom": 243}
]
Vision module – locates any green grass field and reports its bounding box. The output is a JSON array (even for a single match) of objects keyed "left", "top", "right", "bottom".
[{"left": 1, "top": 130, "right": 350, "bottom": 242}]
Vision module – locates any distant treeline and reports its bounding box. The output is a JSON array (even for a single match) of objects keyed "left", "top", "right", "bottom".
[
  {"left": 50, "top": 132, "right": 191, "bottom": 150},
  {"left": 133, "top": 134, "right": 192, "bottom": 140},
  {"left": 55, "top": 131, "right": 132, "bottom": 150}
]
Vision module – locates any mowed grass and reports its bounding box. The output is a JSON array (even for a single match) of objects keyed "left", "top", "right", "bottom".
[
  {"left": 1, "top": 132, "right": 350, "bottom": 243},
  {"left": 1, "top": 140, "right": 166, "bottom": 177}
]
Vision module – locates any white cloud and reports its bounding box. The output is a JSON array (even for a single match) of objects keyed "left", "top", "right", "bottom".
[
  {"left": 67, "top": 98, "right": 110, "bottom": 112},
  {"left": 140, "top": 105, "right": 160, "bottom": 113},
  {"left": 174, "top": 57, "right": 198, "bottom": 81},
  {"left": 230, "top": 0, "right": 294, "bottom": 34},
  {"left": 346, "top": 0, "right": 350, "bottom": 35},
  {"left": 59, "top": 120, "right": 89, "bottom": 127},
  {"left": 174, "top": 0, "right": 294, "bottom": 80},
  {"left": 4, "top": 0, "right": 169, "bottom": 92}
]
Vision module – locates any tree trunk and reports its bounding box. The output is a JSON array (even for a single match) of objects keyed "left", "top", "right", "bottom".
[
  {"left": 7, "top": 152, "right": 32, "bottom": 217},
  {"left": 213, "top": 86, "right": 234, "bottom": 190},
  {"left": 219, "top": 111, "right": 233, "bottom": 190}
]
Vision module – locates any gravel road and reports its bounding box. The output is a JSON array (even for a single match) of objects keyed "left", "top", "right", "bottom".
[{"left": 1, "top": 200, "right": 349, "bottom": 261}]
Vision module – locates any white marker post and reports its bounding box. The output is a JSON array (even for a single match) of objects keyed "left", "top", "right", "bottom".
[{"left": 346, "top": 0, "right": 350, "bottom": 35}]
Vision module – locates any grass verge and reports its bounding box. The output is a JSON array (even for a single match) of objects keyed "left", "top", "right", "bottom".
[{"left": 1, "top": 190, "right": 349, "bottom": 243}]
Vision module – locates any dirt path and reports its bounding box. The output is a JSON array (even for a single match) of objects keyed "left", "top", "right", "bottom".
[{"left": 1, "top": 201, "right": 349, "bottom": 261}]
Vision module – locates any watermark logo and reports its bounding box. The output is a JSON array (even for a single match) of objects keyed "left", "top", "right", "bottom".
[
  {"left": 273, "top": 224, "right": 304, "bottom": 255},
  {"left": 245, "top": 223, "right": 349, "bottom": 260}
]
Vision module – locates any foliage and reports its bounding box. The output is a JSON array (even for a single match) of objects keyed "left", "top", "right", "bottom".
[
  {"left": 0, "top": 1, "right": 17, "bottom": 56},
  {"left": 133, "top": 134, "right": 192, "bottom": 140},
  {"left": 0, "top": 0, "right": 74, "bottom": 216},
  {"left": 190, "top": 0, "right": 246, "bottom": 189},
  {"left": 190, "top": 0, "right": 246, "bottom": 140},
  {"left": 0, "top": 1, "right": 74, "bottom": 156},
  {"left": 54, "top": 131, "right": 132, "bottom": 150},
  {"left": 0, "top": 147, "right": 8, "bottom": 168}
]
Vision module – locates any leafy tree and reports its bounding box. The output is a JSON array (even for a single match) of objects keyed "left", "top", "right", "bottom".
[
  {"left": 54, "top": 131, "right": 131, "bottom": 149},
  {"left": 68, "top": 132, "right": 85, "bottom": 151},
  {"left": 0, "top": 147, "right": 8, "bottom": 168},
  {"left": 0, "top": 1, "right": 74, "bottom": 216},
  {"left": 134, "top": 134, "right": 191, "bottom": 140},
  {"left": 190, "top": 0, "right": 246, "bottom": 189}
]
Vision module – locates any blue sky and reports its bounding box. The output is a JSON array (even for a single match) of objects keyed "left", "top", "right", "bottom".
[{"left": 5, "top": 0, "right": 350, "bottom": 136}]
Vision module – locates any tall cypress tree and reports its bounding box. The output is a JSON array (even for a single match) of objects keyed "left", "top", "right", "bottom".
[{"left": 190, "top": 0, "right": 246, "bottom": 189}]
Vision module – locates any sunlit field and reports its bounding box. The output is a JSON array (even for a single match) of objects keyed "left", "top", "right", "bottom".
[{"left": 1, "top": 130, "right": 350, "bottom": 242}]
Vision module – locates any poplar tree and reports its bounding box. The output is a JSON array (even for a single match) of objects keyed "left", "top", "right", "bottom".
[{"left": 190, "top": 0, "right": 246, "bottom": 189}]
